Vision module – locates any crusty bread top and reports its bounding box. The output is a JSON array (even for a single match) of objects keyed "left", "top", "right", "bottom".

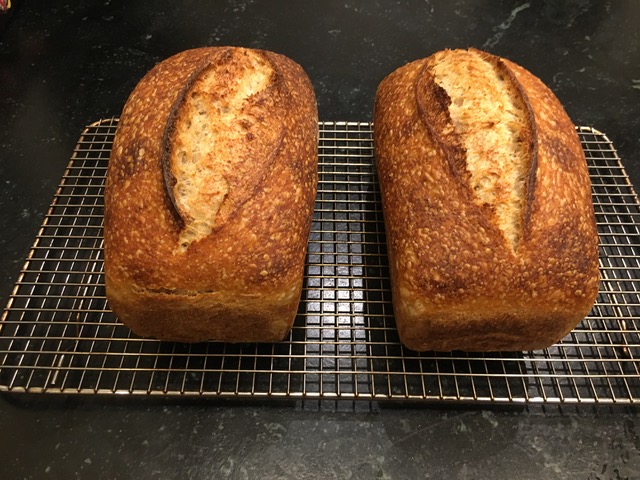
[
  {"left": 105, "top": 47, "right": 318, "bottom": 298},
  {"left": 429, "top": 49, "right": 531, "bottom": 251},
  {"left": 374, "top": 48, "right": 600, "bottom": 316},
  {"left": 167, "top": 49, "right": 288, "bottom": 250}
]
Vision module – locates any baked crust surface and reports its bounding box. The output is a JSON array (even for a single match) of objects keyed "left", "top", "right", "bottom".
[
  {"left": 104, "top": 47, "right": 318, "bottom": 342},
  {"left": 374, "top": 48, "right": 600, "bottom": 351}
]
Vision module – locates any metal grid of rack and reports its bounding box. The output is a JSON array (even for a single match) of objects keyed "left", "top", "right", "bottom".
[{"left": 0, "top": 119, "right": 638, "bottom": 404}]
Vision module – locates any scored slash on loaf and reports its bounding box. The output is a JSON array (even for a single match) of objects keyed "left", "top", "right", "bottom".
[
  {"left": 374, "top": 48, "right": 600, "bottom": 352},
  {"left": 104, "top": 47, "right": 318, "bottom": 343}
]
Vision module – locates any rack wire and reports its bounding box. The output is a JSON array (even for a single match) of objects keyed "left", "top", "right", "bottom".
[{"left": 0, "top": 119, "right": 639, "bottom": 404}]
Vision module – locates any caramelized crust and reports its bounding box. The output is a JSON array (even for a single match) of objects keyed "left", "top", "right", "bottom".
[
  {"left": 374, "top": 48, "right": 599, "bottom": 352},
  {"left": 104, "top": 47, "right": 318, "bottom": 342},
  {"left": 166, "top": 50, "right": 287, "bottom": 250},
  {"left": 428, "top": 49, "right": 532, "bottom": 251}
]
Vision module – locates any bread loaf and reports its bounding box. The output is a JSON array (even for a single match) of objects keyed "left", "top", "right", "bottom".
[
  {"left": 104, "top": 47, "right": 318, "bottom": 342},
  {"left": 374, "top": 48, "right": 600, "bottom": 352}
]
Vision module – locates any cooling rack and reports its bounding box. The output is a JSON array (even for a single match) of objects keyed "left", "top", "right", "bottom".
[{"left": 0, "top": 119, "right": 638, "bottom": 405}]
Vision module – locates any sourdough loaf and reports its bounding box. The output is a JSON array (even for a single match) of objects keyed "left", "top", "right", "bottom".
[
  {"left": 374, "top": 48, "right": 600, "bottom": 352},
  {"left": 104, "top": 47, "right": 318, "bottom": 342}
]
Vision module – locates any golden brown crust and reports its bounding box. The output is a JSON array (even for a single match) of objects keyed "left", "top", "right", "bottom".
[
  {"left": 374, "top": 48, "right": 600, "bottom": 352},
  {"left": 104, "top": 47, "right": 318, "bottom": 342}
]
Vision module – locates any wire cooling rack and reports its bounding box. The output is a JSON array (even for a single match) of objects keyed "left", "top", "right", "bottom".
[{"left": 0, "top": 119, "right": 639, "bottom": 405}]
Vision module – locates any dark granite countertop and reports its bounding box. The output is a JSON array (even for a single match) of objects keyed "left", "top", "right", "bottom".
[{"left": 1, "top": 1, "right": 640, "bottom": 478}]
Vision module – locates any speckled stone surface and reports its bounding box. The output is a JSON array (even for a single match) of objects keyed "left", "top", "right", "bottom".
[
  {"left": 2, "top": 397, "right": 640, "bottom": 479},
  {"left": 1, "top": 1, "right": 640, "bottom": 478}
]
